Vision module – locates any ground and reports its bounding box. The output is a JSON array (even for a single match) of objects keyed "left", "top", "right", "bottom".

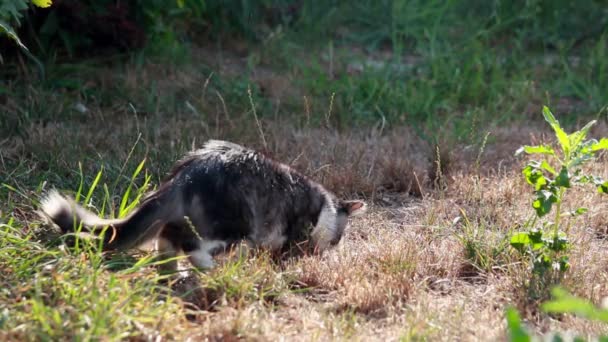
[{"left": 2, "top": 21, "right": 608, "bottom": 341}]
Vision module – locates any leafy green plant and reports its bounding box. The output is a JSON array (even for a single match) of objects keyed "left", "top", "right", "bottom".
[{"left": 510, "top": 106, "right": 608, "bottom": 298}]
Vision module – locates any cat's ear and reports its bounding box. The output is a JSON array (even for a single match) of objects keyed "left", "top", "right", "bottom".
[{"left": 340, "top": 200, "right": 367, "bottom": 217}]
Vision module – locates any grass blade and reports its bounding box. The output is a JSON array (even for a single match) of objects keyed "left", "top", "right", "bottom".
[
  {"left": 119, "top": 158, "right": 146, "bottom": 217},
  {"left": 84, "top": 167, "right": 104, "bottom": 206},
  {"left": 75, "top": 162, "right": 84, "bottom": 203}
]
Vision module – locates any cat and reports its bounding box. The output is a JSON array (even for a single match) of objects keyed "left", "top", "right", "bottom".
[{"left": 40, "top": 140, "right": 367, "bottom": 272}]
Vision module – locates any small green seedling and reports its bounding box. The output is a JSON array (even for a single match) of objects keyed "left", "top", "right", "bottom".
[{"left": 511, "top": 106, "right": 608, "bottom": 297}]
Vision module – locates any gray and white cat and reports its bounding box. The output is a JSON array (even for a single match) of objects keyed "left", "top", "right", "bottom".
[{"left": 41, "top": 140, "right": 367, "bottom": 272}]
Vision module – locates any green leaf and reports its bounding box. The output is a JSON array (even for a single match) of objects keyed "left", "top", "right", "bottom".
[
  {"left": 533, "top": 253, "right": 552, "bottom": 271},
  {"left": 591, "top": 177, "right": 608, "bottom": 194},
  {"left": 591, "top": 138, "right": 608, "bottom": 152},
  {"left": 542, "top": 106, "right": 570, "bottom": 157},
  {"left": 542, "top": 287, "right": 608, "bottom": 322},
  {"left": 528, "top": 229, "right": 545, "bottom": 250},
  {"left": 539, "top": 161, "right": 556, "bottom": 175},
  {"left": 548, "top": 235, "right": 569, "bottom": 252},
  {"left": 510, "top": 230, "right": 546, "bottom": 252},
  {"left": 598, "top": 181, "right": 608, "bottom": 194},
  {"left": 510, "top": 232, "right": 531, "bottom": 252},
  {"left": 533, "top": 190, "right": 557, "bottom": 217},
  {"left": 505, "top": 307, "right": 532, "bottom": 342},
  {"left": 522, "top": 164, "right": 548, "bottom": 190},
  {"left": 570, "top": 153, "right": 594, "bottom": 168},
  {"left": 569, "top": 119, "right": 596, "bottom": 152},
  {"left": 558, "top": 255, "right": 570, "bottom": 272},
  {"left": 0, "top": 20, "right": 28, "bottom": 50},
  {"left": 555, "top": 167, "right": 570, "bottom": 188}
]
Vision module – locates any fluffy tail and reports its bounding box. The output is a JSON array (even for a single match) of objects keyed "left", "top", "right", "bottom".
[{"left": 40, "top": 189, "right": 175, "bottom": 251}]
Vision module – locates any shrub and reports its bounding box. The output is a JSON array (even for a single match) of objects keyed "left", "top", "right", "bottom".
[
  {"left": 1, "top": 0, "right": 302, "bottom": 61},
  {"left": 0, "top": 0, "right": 50, "bottom": 51}
]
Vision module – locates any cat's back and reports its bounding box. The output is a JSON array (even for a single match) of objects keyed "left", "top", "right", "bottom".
[
  {"left": 192, "top": 139, "right": 269, "bottom": 174},
  {"left": 168, "top": 140, "right": 276, "bottom": 188},
  {"left": 167, "top": 140, "right": 315, "bottom": 201}
]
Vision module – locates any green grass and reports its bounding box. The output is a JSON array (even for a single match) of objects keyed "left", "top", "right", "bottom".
[
  {"left": 0, "top": 202, "right": 180, "bottom": 340},
  {"left": 1, "top": 155, "right": 173, "bottom": 339}
]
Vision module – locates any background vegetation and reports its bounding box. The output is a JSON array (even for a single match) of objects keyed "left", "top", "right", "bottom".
[{"left": 1, "top": 0, "right": 608, "bottom": 340}]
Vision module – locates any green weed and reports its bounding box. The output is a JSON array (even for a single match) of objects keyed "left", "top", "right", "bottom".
[{"left": 511, "top": 106, "right": 608, "bottom": 299}]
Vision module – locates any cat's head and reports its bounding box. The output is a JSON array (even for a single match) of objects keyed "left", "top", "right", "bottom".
[{"left": 310, "top": 196, "right": 367, "bottom": 252}]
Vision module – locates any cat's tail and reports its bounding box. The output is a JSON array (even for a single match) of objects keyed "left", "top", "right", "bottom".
[{"left": 40, "top": 187, "right": 178, "bottom": 251}]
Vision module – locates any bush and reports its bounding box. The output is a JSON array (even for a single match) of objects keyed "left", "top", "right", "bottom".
[
  {"left": 0, "top": 0, "right": 302, "bottom": 60},
  {"left": 0, "top": 0, "right": 50, "bottom": 51}
]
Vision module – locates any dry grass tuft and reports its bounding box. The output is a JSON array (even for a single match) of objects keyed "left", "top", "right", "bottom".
[
  {"left": 295, "top": 214, "right": 419, "bottom": 318},
  {"left": 260, "top": 126, "right": 432, "bottom": 199}
]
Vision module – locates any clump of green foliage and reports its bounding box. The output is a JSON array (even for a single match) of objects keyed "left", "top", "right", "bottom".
[
  {"left": 1, "top": 0, "right": 300, "bottom": 62},
  {"left": 510, "top": 106, "right": 608, "bottom": 299},
  {"left": 0, "top": 0, "right": 50, "bottom": 64}
]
